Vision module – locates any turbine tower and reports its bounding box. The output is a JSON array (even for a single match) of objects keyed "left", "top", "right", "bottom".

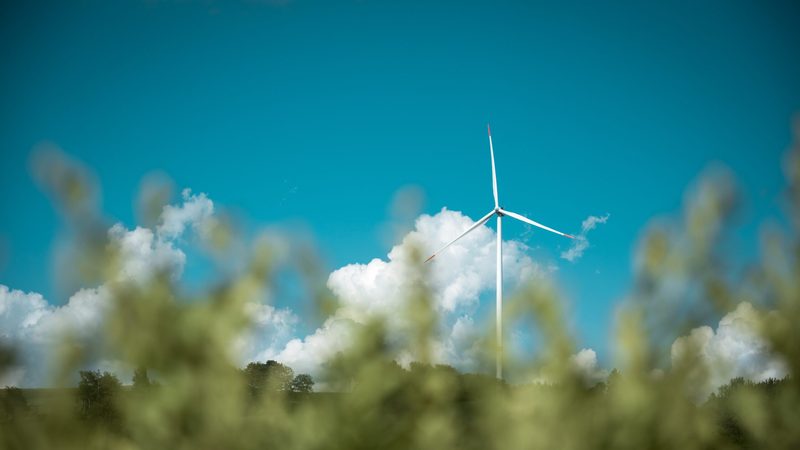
[{"left": 425, "top": 125, "right": 574, "bottom": 379}]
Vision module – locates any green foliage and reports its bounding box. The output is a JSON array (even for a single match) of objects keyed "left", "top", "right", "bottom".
[
  {"left": 77, "top": 371, "right": 122, "bottom": 426},
  {"left": 1, "top": 387, "right": 30, "bottom": 423},
  {"left": 705, "top": 377, "right": 791, "bottom": 447},
  {"left": 1, "top": 125, "right": 800, "bottom": 449},
  {"left": 132, "top": 367, "right": 151, "bottom": 390},
  {"left": 289, "top": 374, "right": 315, "bottom": 393},
  {"left": 244, "top": 360, "right": 295, "bottom": 395}
]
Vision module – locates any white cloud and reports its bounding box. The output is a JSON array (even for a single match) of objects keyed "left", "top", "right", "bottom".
[
  {"left": 0, "top": 284, "right": 109, "bottom": 347},
  {"left": 329, "top": 209, "right": 545, "bottom": 317},
  {"left": 268, "top": 208, "right": 551, "bottom": 377},
  {"left": 109, "top": 225, "right": 185, "bottom": 283},
  {"left": 671, "top": 302, "right": 788, "bottom": 397},
  {"left": 2, "top": 205, "right": 552, "bottom": 385},
  {"left": 1, "top": 189, "right": 296, "bottom": 387},
  {"left": 571, "top": 348, "right": 609, "bottom": 386},
  {"left": 274, "top": 317, "right": 356, "bottom": 376},
  {"left": 156, "top": 188, "right": 214, "bottom": 241},
  {"left": 561, "top": 213, "right": 609, "bottom": 262},
  {"left": 528, "top": 348, "right": 608, "bottom": 386},
  {"left": 236, "top": 302, "right": 299, "bottom": 364},
  {"left": 107, "top": 188, "right": 214, "bottom": 285},
  {"left": 0, "top": 285, "right": 49, "bottom": 337},
  {"left": 0, "top": 284, "right": 109, "bottom": 387}
]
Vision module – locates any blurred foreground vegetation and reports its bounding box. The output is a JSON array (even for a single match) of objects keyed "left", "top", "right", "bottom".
[{"left": 2, "top": 126, "right": 800, "bottom": 449}]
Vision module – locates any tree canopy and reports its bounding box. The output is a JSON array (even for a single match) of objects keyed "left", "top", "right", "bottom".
[
  {"left": 77, "top": 370, "right": 121, "bottom": 426},
  {"left": 289, "top": 374, "right": 315, "bottom": 393},
  {"left": 243, "top": 360, "right": 295, "bottom": 394}
]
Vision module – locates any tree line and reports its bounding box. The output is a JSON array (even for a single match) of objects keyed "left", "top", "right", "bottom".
[
  {"left": 1, "top": 360, "right": 314, "bottom": 426},
  {"left": 2, "top": 363, "right": 790, "bottom": 449}
]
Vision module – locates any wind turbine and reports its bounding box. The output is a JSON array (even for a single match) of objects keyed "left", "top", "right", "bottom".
[{"left": 424, "top": 125, "right": 574, "bottom": 380}]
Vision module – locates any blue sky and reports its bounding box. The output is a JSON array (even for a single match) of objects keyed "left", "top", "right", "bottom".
[{"left": 1, "top": 0, "right": 799, "bottom": 370}]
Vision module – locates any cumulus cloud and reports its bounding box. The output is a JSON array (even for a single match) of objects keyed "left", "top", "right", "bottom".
[
  {"left": 1, "top": 189, "right": 295, "bottom": 386},
  {"left": 571, "top": 348, "right": 609, "bottom": 386},
  {"left": 0, "top": 284, "right": 110, "bottom": 386},
  {"left": 274, "top": 317, "right": 356, "bottom": 376},
  {"left": 527, "top": 348, "right": 608, "bottom": 386},
  {"left": 560, "top": 214, "right": 609, "bottom": 262},
  {"left": 236, "top": 302, "right": 299, "bottom": 363},
  {"left": 109, "top": 225, "right": 184, "bottom": 283},
  {"left": 268, "top": 208, "right": 551, "bottom": 377},
  {"left": 0, "top": 286, "right": 49, "bottom": 336},
  {"left": 157, "top": 188, "right": 214, "bottom": 240},
  {"left": 0, "top": 284, "right": 111, "bottom": 348},
  {"left": 2, "top": 204, "right": 554, "bottom": 384},
  {"left": 671, "top": 302, "right": 788, "bottom": 397}
]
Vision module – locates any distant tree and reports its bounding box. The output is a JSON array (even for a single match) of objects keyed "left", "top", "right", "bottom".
[
  {"left": 705, "top": 377, "right": 788, "bottom": 447},
  {"left": 77, "top": 370, "right": 121, "bottom": 425},
  {"left": 132, "top": 367, "right": 151, "bottom": 390},
  {"left": 757, "top": 377, "right": 785, "bottom": 399},
  {"left": 244, "top": 360, "right": 294, "bottom": 395},
  {"left": 290, "top": 374, "right": 315, "bottom": 393},
  {"left": 0, "top": 344, "right": 15, "bottom": 374},
  {"left": 409, "top": 362, "right": 459, "bottom": 377},
  {"left": 605, "top": 369, "right": 621, "bottom": 393},
  {"left": 1, "top": 387, "right": 29, "bottom": 422}
]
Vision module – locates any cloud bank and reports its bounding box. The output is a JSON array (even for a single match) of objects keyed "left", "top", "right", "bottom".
[
  {"left": 271, "top": 208, "right": 552, "bottom": 376},
  {"left": 0, "top": 190, "right": 295, "bottom": 387},
  {"left": 671, "top": 302, "right": 788, "bottom": 396},
  {"left": 2, "top": 206, "right": 556, "bottom": 384},
  {"left": 0, "top": 284, "right": 112, "bottom": 386}
]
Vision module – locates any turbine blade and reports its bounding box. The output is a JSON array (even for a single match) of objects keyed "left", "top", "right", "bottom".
[
  {"left": 499, "top": 208, "right": 575, "bottom": 239},
  {"left": 488, "top": 125, "right": 499, "bottom": 208},
  {"left": 424, "top": 209, "right": 496, "bottom": 263}
]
